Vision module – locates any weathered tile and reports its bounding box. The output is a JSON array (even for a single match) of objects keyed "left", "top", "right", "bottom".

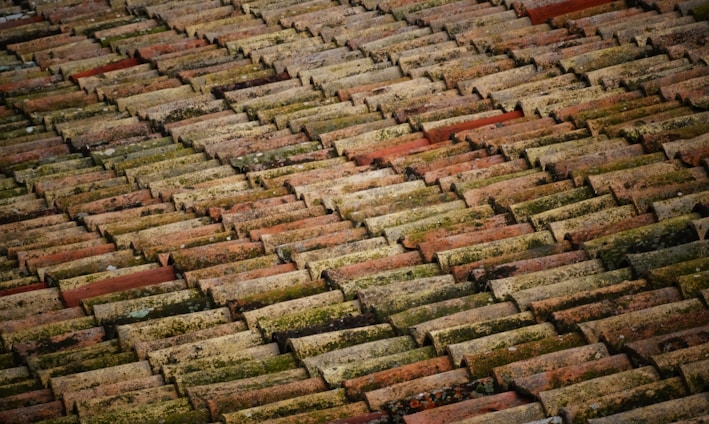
[
  {"left": 521, "top": 267, "right": 638, "bottom": 319},
  {"left": 49, "top": 360, "right": 152, "bottom": 400},
  {"left": 553, "top": 286, "right": 683, "bottom": 333},
  {"left": 533, "top": 136, "right": 629, "bottom": 171},
  {"left": 147, "top": 329, "right": 264, "bottom": 373},
  {"left": 79, "top": 397, "right": 194, "bottom": 424},
  {"left": 560, "top": 376, "right": 688, "bottom": 423},
  {"left": 167, "top": 238, "right": 264, "bottom": 272},
  {"left": 584, "top": 392, "right": 709, "bottom": 423},
  {"left": 245, "top": 289, "right": 345, "bottom": 332},
  {"left": 401, "top": 390, "right": 528, "bottom": 424},
  {"left": 132, "top": 320, "right": 247, "bottom": 361},
  {"left": 436, "top": 229, "right": 556, "bottom": 274},
  {"left": 207, "top": 268, "right": 310, "bottom": 305},
  {"left": 115, "top": 307, "right": 232, "bottom": 351},
  {"left": 579, "top": 297, "right": 707, "bottom": 351},
  {"left": 220, "top": 387, "right": 347, "bottom": 424},
  {"left": 582, "top": 212, "right": 700, "bottom": 269},
  {"left": 490, "top": 258, "right": 606, "bottom": 303},
  {"left": 440, "top": 158, "right": 531, "bottom": 194},
  {"left": 626, "top": 239, "right": 709, "bottom": 278},
  {"left": 364, "top": 367, "right": 470, "bottom": 411},
  {"left": 516, "top": 353, "right": 634, "bottom": 398},
  {"left": 538, "top": 366, "right": 660, "bottom": 416},
  {"left": 61, "top": 260, "right": 173, "bottom": 308},
  {"left": 536, "top": 195, "right": 620, "bottom": 234},
  {"left": 497, "top": 124, "right": 589, "bottom": 160},
  {"left": 0, "top": 399, "right": 64, "bottom": 423},
  {"left": 176, "top": 348, "right": 294, "bottom": 396},
  {"left": 92, "top": 287, "right": 207, "bottom": 327}
]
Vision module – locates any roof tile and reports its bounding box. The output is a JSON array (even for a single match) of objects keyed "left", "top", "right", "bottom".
[
  {"left": 115, "top": 306, "right": 233, "bottom": 352},
  {"left": 449, "top": 322, "right": 558, "bottom": 366},
  {"left": 177, "top": 349, "right": 297, "bottom": 396},
  {"left": 584, "top": 392, "right": 709, "bottom": 423},
  {"left": 220, "top": 387, "right": 348, "bottom": 424},
  {"left": 451, "top": 401, "right": 548, "bottom": 424},
  {"left": 364, "top": 367, "right": 470, "bottom": 411},
  {"left": 553, "top": 285, "right": 683, "bottom": 331},
  {"left": 654, "top": 340, "right": 709, "bottom": 378},
  {"left": 561, "top": 376, "right": 688, "bottom": 423},
  {"left": 490, "top": 258, "right": 606, "bottom": 301},
  {"left": 538, "top": 365, "right": 660, "bottom": 416}
]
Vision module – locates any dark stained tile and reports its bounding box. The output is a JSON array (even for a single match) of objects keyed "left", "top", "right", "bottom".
[
  {"left": 582, "top": 392, "right": 709, "bottom": 423},
  {"left": 560, "top": 376, "right": 688, "bottom": 423}
]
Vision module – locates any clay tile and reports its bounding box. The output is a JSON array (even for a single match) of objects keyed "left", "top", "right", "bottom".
[
  {"left": 525, "top": 0, "right": 616, "bottom": 25},
  {"left": 560, "top": 376, "right": 688, "bottom": 423},
  {"left": 61, "top": 265, "right": 177, "bottom": 308},
  {"left": 580, "top": 392, "right": 709, "bottom": 423},
  {"left": 220, "top": 387, "right": 348, "bottom": 424},
  {"left": 0, "top": 400, "right": 64, "bottom": 423}
]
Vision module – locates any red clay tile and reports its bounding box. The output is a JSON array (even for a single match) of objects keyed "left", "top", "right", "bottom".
[
  {"left": 566, "top": 211, "right": 657, "bottom": 247},
  {"left": 66, "top": 189, "right": 158, "bottom": 219},
  {"left": 210, "top": 194, "right": 298, "bottom": 221},
  {"left": 450, "top": 241, "right": 573, "bottom": 282},
  {"left": 530, "top": 278, "right": 649, "bottom": 323},
  {"left": 514, "top": 354, "right": 633, "bottom": 397},
  {"left": 25, "top": 243, "right": 116, "bottom": 273},
  {"left": 0, "top": 388, "right": 54, "bottom": 412},
  {"left": 423, "top": 154, "right": 507, "bottom": 186},
  {"left": 69, "top": 57, "right": 143, "bottom": 82},
  {"left": 0, "top": 306, "right": 85, "bottom": 336},
  {"left": 418, "top": 223, "right": 534, "bottom": 263},
  {"left": 403, "top": 148, "right": 487, "bottom": 180},
  {"left": 136, "top": 37, "right": 211, "bottom": 60},
  {"left": 13, "top": 326, "right": 106, "bottom": 358},
  {"left": 0, "top": 282, "right": 48, "bottom": 298},
  {"left": 525, "top": 0, "right": 617, "bottom": 24},
  {"left": 367, "top": 368, "right": 472, "bottom": 412},
  {"left": 352, "top": 137, "right": 430, "bottom": 167},
  {"left": 247, "top": 213, "right": 339, "bottom": 241},
  {"left": 549, "top": 143, "right": 645, "bottom": 181},
  {"left": 207, "top": 376, "right": 327, "bottom": 420},
  {"left": 551, "top": 287, "right": 682, "bottom": 332},
  {"left": 168, "top": 240, "right": 264, "bottom": 272},
  {"left": 561, "top": 376, "right": 689, "bottom": 423},
  {"left": 464, "top": 332, "right": 586, "bottom": 382},
  {"left": 470, "top": 249, "right": 589, "bottom": 285},
  {"left": 566, "top": 6, "right": 645, "bottom": 35},
  {"left": 61, "top": 265, "right": 177, "bottom": 308},
  {"left": 581, "top": 300, "right": 709, "bottom": 351},
  {"left": 626, "top": 323, "right": 709, "bottom": 365},
  {"left": 323, "top": 250, "right": 424, "bottom": 286},
  {"left": 424, "top": 110, "right": 524, "bottom": 143},
  {"left": 401, "top": 213, "right": 509, "bottom": 250},
  {"left": 0, "top": 400, "right": 64, "bottom": 424},
  {"left": 0, "top": 144, "right": 71, "bottom": 170},
  {"left": 403, "top": 390, "right": 529, "bottom": 424}
]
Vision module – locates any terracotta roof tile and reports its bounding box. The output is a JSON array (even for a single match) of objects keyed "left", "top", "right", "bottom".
[
  {"left": 561, "top": 376, "right": 688, "bottom": 423},
  {"left": 654, "top": 340, "right": 709, "bottom": 378},
  {"left": 0, "top": 0, "right": 708, "bottom": 422},
  {"left": 364, "top": 367, "right": 470, "bottom": 411},
  {"left": 220, "top": 387, "right": 348, "bottom": 423},
  {"left": 490, "top": 258, "right": 606, "bottom": 303},
  {"left": 553, "top": 285, "right": 683, "bottom": 330},
  {"left": 538, "top": 365, "right": 661, "bottom": 416},
  {"left": 584, "top": 392, "right": 709, "bottom": 423}
]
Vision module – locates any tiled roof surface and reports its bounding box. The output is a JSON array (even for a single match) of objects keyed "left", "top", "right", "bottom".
[{"left": 0, "top": 0, "right": 708, "bottom": 422}]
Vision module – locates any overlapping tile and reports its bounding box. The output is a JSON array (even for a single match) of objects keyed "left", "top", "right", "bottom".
[{"left": 0, "top": 0, "right": 708, "bottom": 422}]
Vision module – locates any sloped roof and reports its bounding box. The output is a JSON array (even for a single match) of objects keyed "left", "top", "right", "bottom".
[{"left": 0, "top": 0, "right": 708, "bottom": 422}]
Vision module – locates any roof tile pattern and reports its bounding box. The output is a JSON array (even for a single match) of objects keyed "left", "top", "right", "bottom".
[{"left": 0, "top": 0, "right": 708, "bottom": 422}]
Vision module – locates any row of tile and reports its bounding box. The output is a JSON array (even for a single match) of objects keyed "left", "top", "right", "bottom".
[{"left": 0, "top": 0, "right": 708, "bottom": 422}]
